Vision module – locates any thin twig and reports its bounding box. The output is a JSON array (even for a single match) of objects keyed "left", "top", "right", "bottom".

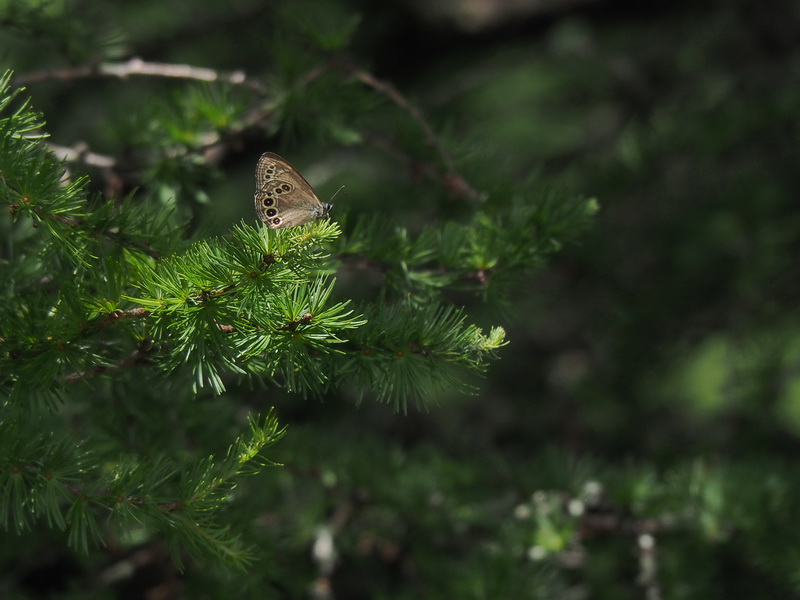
[
  {"left": 16, "top": 57, "right": 266, "bottom": 93},
  {"left": 84, "top": 308, "right": 151, "bottom": 332},
  {"left": 48, "top": 142, "right": 117, "bottom": 169},
  {"left": 62, "top": 340, "right": 151, "bottom": 384},
  {"left": 362, "top": 132, "right": 485, "bottom": 202},
  {"left": 341, "top": 254, "right": 493, "bottom": 287},
  {"left": 338, "top": 62, "right": 486, "bottom": 202},
  {"left": 346, "top": 66, "right": 455, "bottom": 170},
  {"left": 45, "top": 210, "right": 163, "bottom": 260}
]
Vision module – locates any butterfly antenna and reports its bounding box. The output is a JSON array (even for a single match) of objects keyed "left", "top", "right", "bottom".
[{"left": 329, "top": 185, "right": 345, "bottom": 202}]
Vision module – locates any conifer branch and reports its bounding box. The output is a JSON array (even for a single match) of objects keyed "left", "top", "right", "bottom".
[
  {"left": 62, "top": 340, "right": 151, "bottom": 384},
  {"left": 362, "top": 132, "right": 485, "bottom": 203},
  {"left": 15, "top": 57, "right": 266, "bottom": 92},
  {"left": 17, "top": 56, "right": 484, "bottom": 205},
  {"left": 279, "top": 313, "right": 314, "bottom": 332},
  {"left": 48, "top": 142, "right": 117, "bottom": 169},
  {"left": 337, "top": 62, "right": 485, "bottom": 202},
  {"left": 33, "top": 196, "right": 164, "bottom": 259},
  {"left": 342, "top": 252, "right": 496, "bottom": 287}
]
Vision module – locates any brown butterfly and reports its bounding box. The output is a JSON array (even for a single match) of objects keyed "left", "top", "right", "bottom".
[{"left": 254, "top": 152, "right": 333, "bottom": 228}]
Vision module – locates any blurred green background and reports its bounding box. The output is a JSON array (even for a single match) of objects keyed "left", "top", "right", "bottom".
[{"left": 4, "top": 0, "right": 800, "bottom": 597}]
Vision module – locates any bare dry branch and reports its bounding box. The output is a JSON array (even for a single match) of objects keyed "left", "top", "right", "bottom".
[{"left": 16, "top": 57, "right": 266, "bottom": 93}]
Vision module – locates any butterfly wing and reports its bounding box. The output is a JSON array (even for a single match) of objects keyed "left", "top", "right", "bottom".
[{"left": 254, "top": 153, "right": 327, "bottom": 229}]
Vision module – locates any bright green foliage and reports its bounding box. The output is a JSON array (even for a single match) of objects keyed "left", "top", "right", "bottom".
[{"left": 1, "top": 408, "right": 284, "bottom": 568}]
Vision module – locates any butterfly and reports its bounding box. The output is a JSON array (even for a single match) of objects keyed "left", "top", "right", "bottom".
[{"left": 254, "top": 152, "right": 333, "bottom": 228}]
